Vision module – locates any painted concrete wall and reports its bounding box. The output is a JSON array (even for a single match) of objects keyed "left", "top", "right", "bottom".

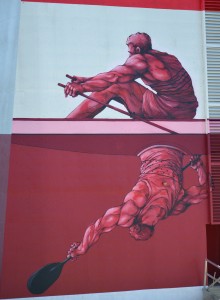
[{"left": 0, "top": 0, "right": 208, "bottom": 300}]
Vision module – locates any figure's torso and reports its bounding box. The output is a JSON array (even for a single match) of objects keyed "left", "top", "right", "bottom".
[{"left": 137, "top": 146, "right": 186, "bottom": 217}]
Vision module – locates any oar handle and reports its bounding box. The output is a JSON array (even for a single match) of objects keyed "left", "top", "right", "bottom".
[
  {"left": 61, "top": 256, "right": 72, "bottom": 265},
  {"left": 182, "top": 154, "right": 201, "bottom": 171},
  {"left": 58, "top": 83, "right": 66, "bottom": 88},
  {"left": 66, "top": 74, "right": 76, "bottom": 81}
]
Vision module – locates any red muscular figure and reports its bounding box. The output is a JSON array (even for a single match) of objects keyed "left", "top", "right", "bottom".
[
  {"left": 68, "top": 145, "right": 207, "bottom": 260},
  {"left": 64, "top": 32, "right": 198, "bottom": 120}
]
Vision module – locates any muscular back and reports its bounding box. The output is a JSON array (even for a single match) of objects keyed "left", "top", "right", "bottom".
[{"left": 140, "top": 50, "right": 184, "bottom": 85}]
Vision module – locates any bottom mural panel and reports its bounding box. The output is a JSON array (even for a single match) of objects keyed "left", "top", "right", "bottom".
[{"left": 0, "top": 134, "right": 209, "bottom": 298}]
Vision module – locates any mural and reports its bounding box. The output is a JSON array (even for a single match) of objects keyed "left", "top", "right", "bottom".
[
  {"left": 13, "top": 2, "right": 205, "bottom": 119},
  {"left": 61, "top": 33, "right": 198, "bottom": 120},
  {"left": 67, "top": 145, "right": 207, "bottom": 254},
  {"left": 0, "top": 134, "right": 209, "bottom": 298},
  {"left": 25, "top": 144, "right": 208, "bottom": 294},
  {"left": 0, "top": 0, "right": 209, "bottom": 299}
]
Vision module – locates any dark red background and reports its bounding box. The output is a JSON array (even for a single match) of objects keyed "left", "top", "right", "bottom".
[{"left": 0, "top": 134, "right": 209, "bottom": 298}]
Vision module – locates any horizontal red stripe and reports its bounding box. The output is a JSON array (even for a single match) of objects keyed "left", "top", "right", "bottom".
[{"left": 21, "top": 0, "right": 203, "bottom": 11}]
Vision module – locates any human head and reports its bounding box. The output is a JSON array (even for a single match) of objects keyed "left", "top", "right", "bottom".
[
  {"left": 129, "top": 223, "right": 154, "bottom": 241},
  {"left": 126, "top": 32, "right": 152, "bottom": 54}
]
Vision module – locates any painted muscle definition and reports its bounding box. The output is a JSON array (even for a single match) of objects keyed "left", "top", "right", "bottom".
[
  {"left": 63, "top": 33, "right": 198, "bottom": 120},
  {"left": 68, "top": 145, "right": 207, "bottom": 260}
]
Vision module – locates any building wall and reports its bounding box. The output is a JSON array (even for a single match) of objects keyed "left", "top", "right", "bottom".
[
  {"left": 0, "top": 0, "right": 20, "bottom": 281},
  {"left": 0, "top": 0, "right": 211, "bottom": 299}
]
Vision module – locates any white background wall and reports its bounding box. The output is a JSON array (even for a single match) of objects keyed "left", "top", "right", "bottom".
[
  {"left": 0, "top": 0, "right": 20, "bottom": 133},
  {"left": 14, "top": 2, "right": 206, "bottom": 119}
]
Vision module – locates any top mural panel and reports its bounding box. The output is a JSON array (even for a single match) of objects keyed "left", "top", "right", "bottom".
[{"left": 14, "top": 0, "right": 207, "bottom": 133}]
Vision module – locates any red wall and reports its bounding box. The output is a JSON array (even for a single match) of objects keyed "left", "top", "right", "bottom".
[{"left": 0, "top": 134, "right": 209, "bottom": 298}]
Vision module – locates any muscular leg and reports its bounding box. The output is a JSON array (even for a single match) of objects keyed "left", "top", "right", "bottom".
[
  {"left": 66, "top": 81, "right": 146, "bottom": 119},
  {"left": 142, "top": 89, "right": 171, "bottom": 119}
]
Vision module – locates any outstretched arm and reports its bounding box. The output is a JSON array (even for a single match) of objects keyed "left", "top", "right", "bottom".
[
  {"left": 68, "top": 181, "right": 149, "bottom": 259},
  {"left": 68, "top": 206, "right": 121, "bottom": 259},
  {"left": 67, "top": 203, "right": 136, "bottom": 260},
  {"left": 64, "top": 55, "right": 148, "bottom": 97}
]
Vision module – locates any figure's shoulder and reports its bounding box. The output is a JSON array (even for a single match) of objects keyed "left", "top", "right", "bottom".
[
  {"left": 147, "top": 50, "right": 177, "bottom": 59},
  {"left": 126, "top": 53, "right": 144, "bottom": 62},
  {"left": 142, "top": 52, "right": 166, "bottom": 69},
  {"left": 125, "top": 54, "right": 148, "bottom": 66},
  {"left": 146, "top": 50, "right": 182, "bottom": 67}
]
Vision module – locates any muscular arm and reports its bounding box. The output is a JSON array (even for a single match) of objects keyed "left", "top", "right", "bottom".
[
  {"left": 68, "top": 181, "right": 148, "bottom": 259},
  {"left": 172, "top": 156, "right": 208, "bottom": 215},
  {"left": 64, "top": 55, "right": 148, "bottom": 97},
  {"left": 70, "top": 206, "right": 122, "bottom": 257},
  {"left": 81, "top": 56, "right": 145, "bottom": 90},
  {"left": 68, "top": 203, "right": 137, "bottom": 259},
  {"left": 186, "top": 156, "right": 207, "bottom": 201}
]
